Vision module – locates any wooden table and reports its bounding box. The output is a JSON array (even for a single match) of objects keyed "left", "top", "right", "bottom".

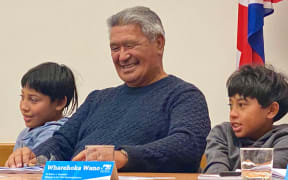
[
  {"left": 120, "top": 173, "right": 199, "bottom": 180},
  {"left": 0, "top": 173, "right": 199, "bottom": 180}
]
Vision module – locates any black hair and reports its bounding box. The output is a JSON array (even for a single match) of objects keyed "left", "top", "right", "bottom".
[
  {"left": 21, "top": 62, "right": 78, "bottom": 116},
  {"left": 226, "top": 64, "right": 288, "bottom": 121}
]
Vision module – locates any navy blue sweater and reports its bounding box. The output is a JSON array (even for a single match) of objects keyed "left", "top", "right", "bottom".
[{"left": 34, "top": 75, "right": 211, "bottom": 172}]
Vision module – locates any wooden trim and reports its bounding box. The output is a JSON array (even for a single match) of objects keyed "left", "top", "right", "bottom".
[{"left": 0, "top": 143, "right": 15, "bottom": 166}]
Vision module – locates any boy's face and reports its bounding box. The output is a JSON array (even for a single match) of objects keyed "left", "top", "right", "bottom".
[
  {"left": 19, "top": 86, "right": 62, "bottom": 128},
  {"left": 229, "top": 94, "right": 273, "bottom": 140}
]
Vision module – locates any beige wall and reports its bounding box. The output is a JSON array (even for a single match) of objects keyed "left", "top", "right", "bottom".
[{"left": 0, "top": 0, "right": 287, "bottom": 142}]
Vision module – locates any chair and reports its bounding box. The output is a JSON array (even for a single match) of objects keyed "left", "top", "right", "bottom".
[
  {"left": 0, "top": 143, "right": 14, "bottom": 166},
  {"left": 199, "top": 154, "right": 207, "bottom": 171}
]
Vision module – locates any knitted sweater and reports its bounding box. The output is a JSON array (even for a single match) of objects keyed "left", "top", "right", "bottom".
[
  {"left": 204, "top": 122, "right": 288, "bottom": 174},
  {"left": 34, "top": 75, "right": 211, "bottom": 172}
]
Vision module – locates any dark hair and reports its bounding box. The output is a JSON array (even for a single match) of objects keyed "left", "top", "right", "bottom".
[
  {"left": 226, "top": 64, "right": 288, "bottom": 121},
  {"left": 21, "top": 62, "right": 78, "bottom": 116}
]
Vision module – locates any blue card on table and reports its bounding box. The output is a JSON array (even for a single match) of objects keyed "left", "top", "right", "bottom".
[{"left": 42, "top": 161, "right": 115, "bottom": 180}]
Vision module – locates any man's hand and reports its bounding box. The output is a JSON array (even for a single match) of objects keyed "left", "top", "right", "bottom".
[
  {"left": 72, "top": 150, "right": 86, "bottom": 161},
  {"left": 72, "top": 149, "right": 128, "bottom": 169},
  {"left": 5, "top": 147, "right": 36, "bottom": 168},
  {"left": 114, "top": 150, "right": 128, "bottom": 169}
]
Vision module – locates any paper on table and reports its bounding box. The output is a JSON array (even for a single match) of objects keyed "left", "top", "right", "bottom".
[
  {"left": 272, "top": 168, "right": 287, "bottom": 179},
  {"left": 0, "top": 166, "right": 43, "bottom": 174},
  {"left": 197, "top": 174, "right": 241, "bottom": 180},
  {"left": 119, "top": 176, "right": 175, "bottom": 180},
  {"left": 198, "top": 168, "right": 287, "bottom": 180}
]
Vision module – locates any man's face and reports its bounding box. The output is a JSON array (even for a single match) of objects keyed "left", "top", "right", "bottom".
[
  {"left": 109, "top": 24, "right": 165, "bottom": 87},
  {"left": 229, "top": 94, "right": 273, "bottom": 140}
]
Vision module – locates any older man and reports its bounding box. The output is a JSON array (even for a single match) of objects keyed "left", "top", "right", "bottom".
[{"left": 6, "top": 6, "right": 210, "bottom": 172}]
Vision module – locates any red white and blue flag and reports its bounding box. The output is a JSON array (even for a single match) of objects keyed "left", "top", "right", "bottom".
[{"left": 236, "top": 0, "right": 282, "bottom": 67}]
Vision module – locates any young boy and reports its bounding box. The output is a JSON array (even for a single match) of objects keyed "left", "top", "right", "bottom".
[
  {"left": 13, "top": 62, "right": 78, "bottom": 151},
  {"left": 204, "top": 64, "right": 288, "bottom": 173}
]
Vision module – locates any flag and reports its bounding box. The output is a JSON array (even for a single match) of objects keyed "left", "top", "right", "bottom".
[{"left": 236, "top": 0, "right": 282, "bottom": 67}]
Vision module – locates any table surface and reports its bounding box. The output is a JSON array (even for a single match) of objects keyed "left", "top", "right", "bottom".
[{"left": 0, "top": 172, "right": 199, "bottom": 180}]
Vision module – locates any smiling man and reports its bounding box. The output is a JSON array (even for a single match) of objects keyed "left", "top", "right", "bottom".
[
  {"left": 109, "top": 23, "right": 166, "bottom": 87},
  {"left": 6, "top": 6, "right": 210, "bottom": 172}
]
